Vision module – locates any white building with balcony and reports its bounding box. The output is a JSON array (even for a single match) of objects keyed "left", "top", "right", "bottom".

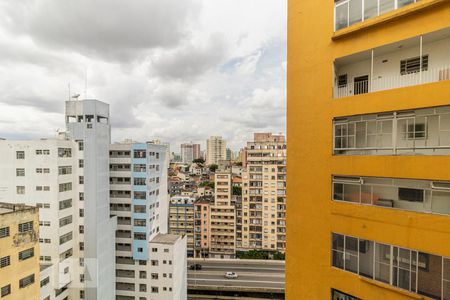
[{"left": 110, "top": 141, "right": 187, "bottom": 300}]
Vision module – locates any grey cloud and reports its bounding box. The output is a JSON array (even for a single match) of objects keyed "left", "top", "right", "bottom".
[
  {"left": 150, "top": 34, "right": 227, "bottom": 80},
  {"left": 1, "top": 0, "right": 200, "bottom": 62}
]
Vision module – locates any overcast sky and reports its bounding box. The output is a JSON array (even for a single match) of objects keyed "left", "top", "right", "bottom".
[{"left": 0, "top": 0, "right": 286, "bottom": 152}]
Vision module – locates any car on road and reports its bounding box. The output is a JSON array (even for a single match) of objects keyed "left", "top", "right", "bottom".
[
  {"left": 224, "top": 272, "right": 238, "bottom": 279},
  {"left": 189, "top": 264, "right": 202, "bottom": 270}
]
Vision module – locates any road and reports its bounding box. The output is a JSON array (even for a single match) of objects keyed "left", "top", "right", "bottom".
[{"left": 187, "top": 259, "right": 285, "bottom": 293}]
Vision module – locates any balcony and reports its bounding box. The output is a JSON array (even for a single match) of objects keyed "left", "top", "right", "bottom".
[
  {"left": 334, "top": 0, "right": 420, "bottom": 31},
  {"left": 333, "top": 105, "right": 450, "bottom": 155},
  {"left": 334, "top": 27, "right": 450, "bottom": 98},
  {"left": 333, "top": 175, "right": 450, "bottom": 215}
]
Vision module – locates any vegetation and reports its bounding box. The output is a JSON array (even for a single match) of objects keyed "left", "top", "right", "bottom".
[
  {"left": 193, "top": 158, "right": 205, "bottom": 164},
  {"left": 199, "top": 181, "right": 214, "bottom": 189},
  {"left": 232, "top": 186, "right": 242, "bottom": 196},
  {"left": 209, "top": 164, "right": 219, "bottom": 172},
  {"left": 236, "top": 250, "right": 285, "bottom": 260}
]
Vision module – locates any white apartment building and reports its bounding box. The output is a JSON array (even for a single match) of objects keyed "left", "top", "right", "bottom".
[
  {"left": 205, "top": 136, "right": 227, "bottom": 166},
  {"left": 0, "top": 99, "right": 117, "bottom": 300},
  {"left": 110, "top": 141, "right": 187, "bottom": 300},
  {"left": 180, "top": 143, "right": 200, "bottom": 164}
]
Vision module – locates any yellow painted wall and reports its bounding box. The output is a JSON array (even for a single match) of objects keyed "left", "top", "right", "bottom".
[
  {"left": 0, "top": 208, "right": 40, "bottom": 300},
  {"left": 287, "top": 0, "right": 450, "bottom": 299}
]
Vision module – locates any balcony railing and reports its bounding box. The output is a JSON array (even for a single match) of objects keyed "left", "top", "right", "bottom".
[
  {"left": 334, "top": 0, "right": 420, "bottom": 31},
  {"left": 334, "top": 27, "right": 450, "bottom": 98},
  {"left": 335, "top": 65, "right": 450, "bottom": 98}
]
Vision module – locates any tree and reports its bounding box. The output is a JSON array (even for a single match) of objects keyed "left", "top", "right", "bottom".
[
  {"left": 199, "top": 181, "right": 214, "bottom": 189},
  {"left": 232, "top": 186, "right": 242, "bottom": 196},
  {"left": 209, "top": 164, "right": 218, "bottom": 172},
  {"left": 193, "top": 158, "right": 205, "bottom": 164}
]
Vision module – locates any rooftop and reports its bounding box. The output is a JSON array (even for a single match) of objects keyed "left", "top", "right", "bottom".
[
  {"left": 0, "top": 202, "right": 37, "bottom": 215},
  {"left": 150, "top": 233, "right": 180, "bottom": 245}
]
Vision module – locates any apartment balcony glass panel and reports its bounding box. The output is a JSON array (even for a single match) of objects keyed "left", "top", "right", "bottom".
[
  {"left": 332, "top": 233, "right": 449, "bottom": 300},
  {"left": 334, "top": 28, "right": 450, "bottom": 98},
  {"left": 333, "top": 106, "right": 450, "bottom": 155},
  {"left": 333, "top": 175, "right": 450, "bottom": 215},
  {"left": 334, "top": 0, "right": 419, "bottom": 31}
]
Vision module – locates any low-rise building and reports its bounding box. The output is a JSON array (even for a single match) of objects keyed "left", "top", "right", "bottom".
[{"left": 0, "top": 203, "right": 40, "bottom": 300}]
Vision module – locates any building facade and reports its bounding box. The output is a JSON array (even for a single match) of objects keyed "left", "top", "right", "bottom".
[
  {"left": 205, "top": 136, "right": 227, "bottom": 166},
  {"left": 0, "top": 99, "right": 117, "bottom": 300},
  {"left": 110, "top": 140, "right": 187, "bottom": 299},
  {"left": 193, "top": 197, "right": 212, "bottom": 258},
  {"left": 0, "top": 203, "right": 40, "bottom": 300},
  {"left": 209, "top": 171, "right": 236, "bottom": 258},
  {"left": 288, "top": 1, "right": 450, "bottom": 299},
  {"left": 180, "top": 143, "right": 201, "bottom": 164},
  {"left": 169, "top": 196, "right": 195, "bottom": 257},
  {"left": 241, "top": 133, "right": 286, "bottom": 252}
]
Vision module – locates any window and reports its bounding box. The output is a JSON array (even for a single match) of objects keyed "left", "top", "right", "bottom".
[
  {"left": 79, "top": 176, "right": 84, "bottom": 184},
  {"left": 79, "top": 192, "right": 84, "bottom": 201},
  {"left": 79, "top": 209, "right": 84, "bottom": 217},
  {"left": 59, "top": 232, "right": 73, "bottom": 245},
  {"left": 40, "top": 277, "right": 50, "bottom": 288},
  {"left": 19, "top": 248, "right": 34, "bottom": 261},
  {"left": 79, "top": 226, "right": 84, "bottom": 234},
  {"left": 151, "top": 287, "right": 158, "bottom": 293},
  {"left": 80, "top": 290, "right": 85, "bottom": 299},
  {"left": 59, "top": 182, "right": 72, "bottom": 192},
  {"left": 16, "top": 186, "right": 25, "bottom": 194},
  {"left": 134, "top": 178, "right": 146, "bottom": 185},
  {"left": 1, "top": 285, "right": 11, "bottom": 297},
  {"left": 18, "top": 221, "right": 33, "bottom": 233},
  {"left": 19, "top": 274, "right": 35, "bottom": 288},
  {"left": 59, "top": 215, "right": 73, "bottom": 227},
  {"left": 400, "top": 55, "right": 428, "bottom": 75},
  {"left": 58, "top": 148, "right": 72, "bottom": 158},
  {"left": 78, "top": 140, "right": 84, "bottom": 151},
  {"left": 134, "top": 150, "right": 146, "bottom": 158},
  {"left": 331, "top": 289, "right": 361, "bottom": 300},
  {"left": 151, "top": 260, "right": 158, "bottom": 266},
  {"left": 16, "top": 151, "right": 25, "bottom": 159},
  {"left": 139, "top": 284, "right": 147, "bottom": 292},
  {"left": 331, "top": 233, "right": 448, "bottom": 298},
  {"left": 58, "top": 166, "right": 72, "bottom": 175},
  {"left": 152, "top": 248, "right": 158, "bottom": 253},
  {"left": 0, "top": 256, "right": 10, "bottom": 268},
  {"left": 59, "top": 199, "right": 72, "bottom": 210},
  {"left": 134, "top": 219, "right": 146, "bottom": 227},
  {"left": 16, "top": 168, "right": 25, "bottom": 176},
  {"left": 79, "top": 159, "right": 84, "bottom": 168},
  {"left": 0, "top": 227, "right": 9, "bottom": 238}
]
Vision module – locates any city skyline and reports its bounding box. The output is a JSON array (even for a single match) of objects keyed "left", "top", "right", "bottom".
[{"left": 0, "top": 0, "right": 286, "bottom": 151}]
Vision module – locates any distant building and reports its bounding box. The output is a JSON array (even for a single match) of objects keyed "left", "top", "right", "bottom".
[
  {"left": 193, "top": 197, "right": 212, "bottom": 258},
  {"left": 209, "top": 171, "right": 235, "bottom": 258},
  {"left": 0, "top": 203, "right": 40, "bottom": 300},
  {"left": 241, "top": 133, "right": 286, "bottom": 252},
  {"left": 169, "top": 196, "right": 195, "bottom": 257},
  {"left": 206, "top": 136, "right": 226, "bottom": 166},
  {"left": 180, "top": 143, "right": 201, "bottom": 164},
  {"left": 226, "top": 148, "right": 232, "bottom": 161}
]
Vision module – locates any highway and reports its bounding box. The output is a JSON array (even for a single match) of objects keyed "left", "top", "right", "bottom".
[{"left": 187, "top": 259, "right": 285, "bottom": 293}]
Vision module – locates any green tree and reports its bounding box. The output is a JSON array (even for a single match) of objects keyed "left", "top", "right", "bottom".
[
  {"left": 193, "top": 158, "right": 205, "bottom": 164},
  {"left": 232, "top": 186, "right": 242, "bottom": 196},
  {"left": 209, "top": 164, "right": 218, "bottom": 172}
]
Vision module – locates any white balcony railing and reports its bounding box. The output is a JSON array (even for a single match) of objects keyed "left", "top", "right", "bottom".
[{"left": 334, "top": 65, "right": 450, "bottom": 98}]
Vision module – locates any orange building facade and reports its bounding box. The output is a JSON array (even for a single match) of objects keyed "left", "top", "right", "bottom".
[{"left": 287, "top": 0, "right": 450, "bottom": 299}]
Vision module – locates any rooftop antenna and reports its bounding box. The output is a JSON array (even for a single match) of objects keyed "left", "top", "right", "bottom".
[
  {"left": 68, "top": 83, "right": 71, "bottom": 101},
  {"left": 72, "top": 93, "right": 81, "bottom": 101}
]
